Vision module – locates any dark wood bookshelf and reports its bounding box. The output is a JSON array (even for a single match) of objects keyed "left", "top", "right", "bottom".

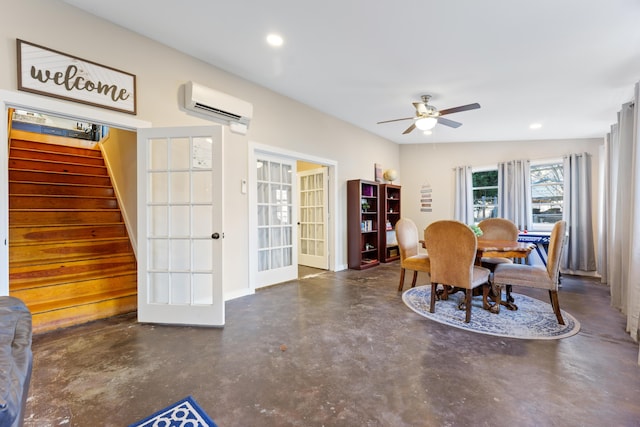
[
  {"left": 347, "top": 179, "right": 380, "bottom": 269},
  {"left": 380, "top": 184, "right": 401, "bottom": 262}
]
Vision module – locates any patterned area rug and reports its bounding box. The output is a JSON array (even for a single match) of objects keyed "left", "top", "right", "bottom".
[
  {"left": 129, "top": 396, "right": 217, "bottom": 427},
  {"left": 402, "top": 286, "right": 580, "bottom": 339}
]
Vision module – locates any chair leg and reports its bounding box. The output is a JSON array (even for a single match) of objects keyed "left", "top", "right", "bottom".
[
  {"left": 429, "top": 283, "right": 437, "bottom": 313},
  {"left": 411, "top": 271, "right": 418, "bottom": 288},
  {"left": 549, "top": 290, "right": 565, "bottom": 325},
  {"left": 398, "top": 268, "right": 406, "bottom": 292},
  {"left": 465, "top": 289, "right": 472, "bottom": 323}
]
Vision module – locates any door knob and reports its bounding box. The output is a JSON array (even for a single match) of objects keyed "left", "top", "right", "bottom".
[{"left": 212, "top": 233, "right": 220, "bottom": 239}]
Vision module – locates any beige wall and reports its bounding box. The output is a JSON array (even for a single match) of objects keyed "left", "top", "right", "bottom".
[
  {"left": 1, "top": 0, "right": 401, "bottom": 297},
  {"left": 399, "top": 137, "right": 603, "bottom": 248},
  {"left": 100, "top": 128, "right": 138, "bottom": 250}
]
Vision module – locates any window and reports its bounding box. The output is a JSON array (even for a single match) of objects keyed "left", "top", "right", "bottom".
[
  {"left": 530, "top": 161, "right": 564, "bottom": 230},
  {"left": 472, "top": 169, "right": 498, "bottom": 223}
]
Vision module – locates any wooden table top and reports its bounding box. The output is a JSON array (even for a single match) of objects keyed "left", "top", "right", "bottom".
[{"left": 477, "top": 240, "right": 536, "bottom": 259}]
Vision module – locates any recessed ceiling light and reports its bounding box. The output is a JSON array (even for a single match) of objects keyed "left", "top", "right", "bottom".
[
  {"left": 266, "top": 33, "right": 284, "bottom": 47},
  {"left": 529, "top": 123, "right": 542, "bottom": 129}
]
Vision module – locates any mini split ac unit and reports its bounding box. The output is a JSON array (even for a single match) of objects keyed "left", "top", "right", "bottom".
[{"left": 184, "top": 81, "right": 253, "bottom": 135}]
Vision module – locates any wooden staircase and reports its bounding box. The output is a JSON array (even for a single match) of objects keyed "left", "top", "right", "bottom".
[{"left": 8, "top": 130, "right": 137, "bottom": 334}]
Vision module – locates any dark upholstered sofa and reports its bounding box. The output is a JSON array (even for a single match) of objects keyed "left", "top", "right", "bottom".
[{"left": 0, "top": 297, "right": 32, "bottom": 427}]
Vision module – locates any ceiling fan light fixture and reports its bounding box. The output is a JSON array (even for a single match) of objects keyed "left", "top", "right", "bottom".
[{"left": 415, "top": 117, "right": 438, "bottom": 130}]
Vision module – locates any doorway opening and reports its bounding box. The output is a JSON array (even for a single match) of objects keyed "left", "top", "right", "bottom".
[{"left": 248, "top": 142, "right": 338, "bottom": 291}]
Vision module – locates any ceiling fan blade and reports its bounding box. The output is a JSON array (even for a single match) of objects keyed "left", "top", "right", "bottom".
[
  {"left": 402, "top": 123, "right": 416, "bottom": 134},
  {"left": 438, "top": 103, "right": 481, "bottom": 116},
  {"left": 437, "top": 117, "right": 462, "bottom": 128},
  {"left": 377, "top": 117, "right": 414, "bottom": 124},
  {"left": 413, "top": 102, "right": 427, "bottom": 114}
]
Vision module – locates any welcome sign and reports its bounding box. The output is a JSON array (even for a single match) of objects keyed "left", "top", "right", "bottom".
[{"left": 17, "top": 39, "right": 137, "bottom": 115}]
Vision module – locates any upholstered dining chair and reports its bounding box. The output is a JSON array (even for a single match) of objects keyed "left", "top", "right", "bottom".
[
  {"left": 492, "top": 220, "right": 567, "bottom": 324},
  {"left": 478, "top": 217, "right": 520, "bottom": 271},
  {"left": 395, "top": 218, "right": 430, "bottom": 292},
  {"left": 423, "top": 220, "right": 491, "bottom": 323}
]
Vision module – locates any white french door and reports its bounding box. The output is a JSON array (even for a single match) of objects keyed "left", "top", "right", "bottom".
[
  {"left": 137, "top": 126, "right": 224, "bottom": 326},
  {"left": 255, "top": 154, "right": 298, "bottom": 287},
  {"left": 298, "top": 167, "right": 329, "bottom": 269}
]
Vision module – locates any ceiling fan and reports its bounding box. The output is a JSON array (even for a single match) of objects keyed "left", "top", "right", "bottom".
[{"left": 377, "top": 95, "right": 481, "bottom": 134}]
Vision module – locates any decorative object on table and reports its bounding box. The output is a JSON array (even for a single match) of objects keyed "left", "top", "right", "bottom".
[
  {"left": 468, "top": 224, "right": 483, "bottom": 237},
  {"left": 374, "top": 163, "right": 383, "bottom": 182},
  {"left": 128, "top": 396, "right": 217, "bottom": 427},
  {"left": 402, "top": 286, "right": 580, "bottom": 339},
  {"left": 383, "top": 168, "right": 398, "bottom": 183},
  {"left": 420, "top": 181, "right": 432, "bottom": 213}
]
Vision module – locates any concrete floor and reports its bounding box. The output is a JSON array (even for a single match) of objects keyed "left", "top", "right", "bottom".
[{"left": 24, "top": 262, "right": 640, "bottom": 427}]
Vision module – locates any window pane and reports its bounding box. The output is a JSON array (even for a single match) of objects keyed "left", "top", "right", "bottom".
[
  {"left": 472, "top": 170, "right": 498, "bottom": 223},
  {"left": 531, "top": 163, "right": 564, "bottom": 225}
]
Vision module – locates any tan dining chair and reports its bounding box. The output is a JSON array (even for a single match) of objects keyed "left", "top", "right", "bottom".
[
  {"left": 395, "top": 218, "right": 430, "bottom": 292},
  {"left": 478, "top": 217, "right": 520, "bottom": 271},
  {"left": 492, "top": 220, "right": 567, "bottom": 324},
  {"left": 423, "top": 220, "right": 491, "bottom": 323}
]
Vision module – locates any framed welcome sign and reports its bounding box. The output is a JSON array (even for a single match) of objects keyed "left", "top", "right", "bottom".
[{"left": 17, "top": 39, "right": 137, "bottom": 115}]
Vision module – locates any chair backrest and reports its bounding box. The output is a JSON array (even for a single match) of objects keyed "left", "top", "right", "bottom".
[
  {"left": 478, "top": 218, "right": 519, "bottom": 241},
  {"left": 395, "top": 218, "right": 420, "bottom": 261},
  {"left": 423, "top": 220, "right": 476, "bottom": 289},
  {"left": 546, "top": 220, "right": 567, "bottom": 285}
]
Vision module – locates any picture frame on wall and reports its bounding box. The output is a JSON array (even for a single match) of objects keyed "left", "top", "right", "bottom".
[{"left": 374, "top": 163, "right": 383, "bottom": 182}]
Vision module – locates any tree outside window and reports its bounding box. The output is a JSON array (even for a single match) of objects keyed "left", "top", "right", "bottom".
[{"left": 472, "top": 169, "right": 498, "bottom": 223}]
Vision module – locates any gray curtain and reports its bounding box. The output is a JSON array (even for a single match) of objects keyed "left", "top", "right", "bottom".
[
  {"left": 496, "top": 160, "right": 531, "bottom": 231},
  {"left": 603, "top": 81, "right": 640, "bottom": 365},
  {"left": 453, "top": 166, "right": 473, "bottom": 224},
  {"left": 563, "top": 153, "right": 596, "bottom": 271}
]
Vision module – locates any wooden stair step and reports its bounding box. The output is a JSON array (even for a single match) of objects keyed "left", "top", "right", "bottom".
[
  {"left": 28, "top": 295, "right": 137, "bottom": 334},
  {"left": 9, "top": 209, "right": 122, "bottom": 225},
  {"left": 9, "top": 181, "right": 114, "bottom": 197},
  {"left": 11, "top": 272, "right": 136, "bottom": 306},
  {"left": 9, "top": 169, "right": 112, "bottom": 186},
  {"left": 10, "top": 146, "right": 106, "bottom": 166},
  {"left": 10, "top": 194, "right": 119, "bottom": 210},
  {"left": 9, "top": 254, "right": 136, "bottom": 289},
  {"left": 9, "top": 237, "right": 134, "bottom": 266},
  {"left": 10, "top": 224, "right": 128, "bottom": 244},
  {"left": 9, "top": 158, "right": 108, "bottom": 176},
  {"left": 9, "top": 132, "right": 102, "bottom": 156}
]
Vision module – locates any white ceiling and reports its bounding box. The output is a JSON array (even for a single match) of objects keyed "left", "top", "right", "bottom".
[{"left": 63, "top": 0, "right": 640, "bottom": 144}]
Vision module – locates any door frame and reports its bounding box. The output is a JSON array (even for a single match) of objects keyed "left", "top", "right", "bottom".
[
  {"left": 248, "top": 142, "right": 338, "bottom": 291},
  {"left": 0, "top": 89, "right": 150, "bottom": 296}
]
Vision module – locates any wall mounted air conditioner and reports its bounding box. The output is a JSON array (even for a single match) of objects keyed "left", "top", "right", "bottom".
[{"left": 184, "top": 81, "right": 253, "bottom": 134}]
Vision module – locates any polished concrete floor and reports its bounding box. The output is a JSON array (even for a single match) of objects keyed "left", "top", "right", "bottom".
[{"left": 24, "top": 262, "right": 640, "bottom": 427}]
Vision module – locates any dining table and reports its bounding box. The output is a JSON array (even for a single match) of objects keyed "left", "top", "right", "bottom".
[{"left": 420, "top": 238, "right": 537, "bottom": 313}]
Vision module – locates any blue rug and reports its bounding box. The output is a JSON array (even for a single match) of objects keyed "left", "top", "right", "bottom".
[
  {"left": 402, "top": 286, "right": 580, "bottom": 339},
  {"left": 129, "top": 396, "right": 217, "bottom": 427}
]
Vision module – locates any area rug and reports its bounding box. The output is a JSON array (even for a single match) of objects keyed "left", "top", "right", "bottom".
[
  {"left": 402, "top": 286, "right": 580, "bottom": 339},
  {"left": 128, "top": 396, "right": 217, "bottom": 427}
]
